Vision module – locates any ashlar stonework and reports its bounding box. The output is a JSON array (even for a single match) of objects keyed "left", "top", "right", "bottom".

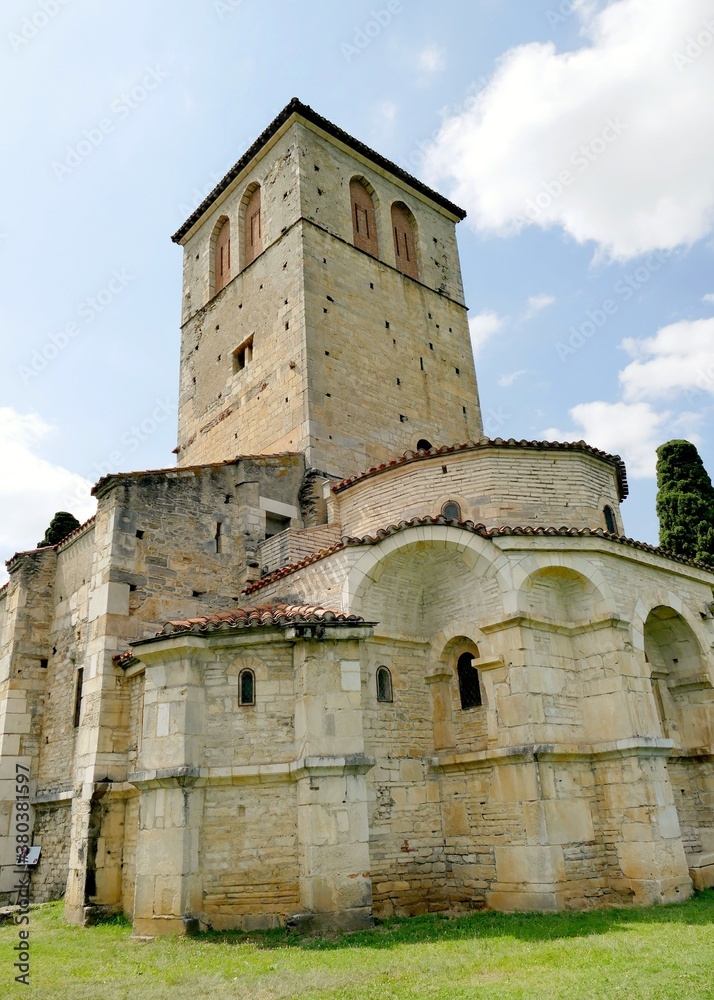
[{"left": 1, "top": 99, "right": 713, "bottom": 934}]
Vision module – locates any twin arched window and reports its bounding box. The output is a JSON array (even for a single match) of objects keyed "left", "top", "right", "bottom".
[
  {"left": 349, "top": 181, "right": 419, "bottom": 279},
  {"left": 210, "top": 185, "right": 263, "bottom": 298}
]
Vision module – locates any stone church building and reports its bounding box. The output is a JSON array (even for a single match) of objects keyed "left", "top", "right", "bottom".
[{"left": 1, "top": 99, "right": 713, "bottom": 934}]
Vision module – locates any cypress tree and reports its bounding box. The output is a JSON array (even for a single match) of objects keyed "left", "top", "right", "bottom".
[
  {"left": 656, "top": 440, "right": 714, "bottom": 564},
  {"left": 38, "top": 511, "right": 81, "bottom": 548}
]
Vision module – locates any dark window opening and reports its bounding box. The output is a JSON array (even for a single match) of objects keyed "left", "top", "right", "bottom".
[
  {"left": 442, "top": 501, "right": 461, "bottom": 520},
  {"left": 135, "top": 530, "right": 144, "bottom": 539},
  {"left": 604, "top": 505, "right": 617, "bottom": 533},
  {"left": 376, "top": 666, "right": 393, "bottom": 703},
  {"left": 232, "top": 336, "right": 254, "bottom": 373},
  {"left": 73, "top": 668, "right": 84, "bottom": 728},
  {"left": 265, "top": 513, "right": 290, "bottom": 539},
  {"left": 239, "top": 668, "right": 255, "bottom": 706},
  {"left": 215, "top": 521, "right": 222, "bottom": 554},
  {"left": 39, "top": 658, "right": 48, "bottom": 670},
  {"left": 457, "top": 653, "right": 482, "bottom": 710},
  {"left": 416, "top": 439, "right": 432, "bottom": 451}
]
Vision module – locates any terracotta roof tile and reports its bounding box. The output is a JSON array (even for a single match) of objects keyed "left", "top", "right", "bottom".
[
  {"left": 331, "top": 438, "right": 629, "bottom": 501},
  {"left": 149, "top": 603, "right": 365, "bottom": 639},
  {"left": 242, "top": 514, "right": 713, "bottom": 596},
  {"left": 171, "top": 98, "right": 466, "bottom": 244}
]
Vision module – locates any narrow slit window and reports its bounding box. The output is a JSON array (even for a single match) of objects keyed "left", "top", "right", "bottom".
[
  {"left": 604, "top": 505, "right": 617, "bottom": 533},
  {"left": 215, "top": 521, "right": 222, "bottom": 553},
  {"left": 73, "top": 667, "right": 84, "bottom": 728},
  {"left": 376, "top": 666, "right": 393, "bottom": 703},
  {"left": 457, "top": 652, "right": 482, "bottom": 710},
  {"left": 239, "top": 668, "right": 255, "bottom": 706}
]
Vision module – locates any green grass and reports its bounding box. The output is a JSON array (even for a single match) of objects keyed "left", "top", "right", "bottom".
[{"left": 2, "top": 892, "right": 714, "bottom": 999}]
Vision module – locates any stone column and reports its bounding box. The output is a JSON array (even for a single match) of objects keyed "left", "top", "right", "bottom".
[
  {"left": 129, "top": 638, "right": 208, "bottom": 936},
  {"left": 291, "top": 629, "right": 375, "bottom": 930}
]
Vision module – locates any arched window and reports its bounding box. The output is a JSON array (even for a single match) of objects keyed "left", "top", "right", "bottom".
[
  {"left": 416, "top": 439, "right": 433, "bottom": 451},
  {"left": 212, "top": 217, "right": 231, "bottom": 295},
  {"left": 442, "top": 501, "right": 461, "bottom": 520},
  {"left": 350, "top": 178, "right": 379, "bottom": 257},
  {"left": 239, "top": 668, "right": 255, "bottom": 706},
  {"left": 457, "top": 652, "right": 482, "bottom": 710},
  {"left": 376, "top": 666, "right": 393, "bottom": 703},
  {"left": 391, "top": 202, "right": 418, "bottom": 280},
  {"left": 243, "top": 185, "right": 262, "bottom": 267},
  {"left": 604, "top": 505, "right": 617, "bottom": 533}
]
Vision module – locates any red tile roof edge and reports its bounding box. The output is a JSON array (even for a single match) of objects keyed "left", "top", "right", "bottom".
[
  {"left": 171, "top": 98, "right": 465, "bottom": 244},
  {"left": 241, "top": 515, "right": 713, "bottom": 596},
  {"left": 331, "top": 439, "right": 629, "bottom": 501},
  {"left": 92, "top": 453, "right": 303, "bottom": 496},
  {"left": 5, "top": 515, "right": 97, "bottom": 571},
  {"left": 124, "top": 603, "right": 367, "bottom": 646}
]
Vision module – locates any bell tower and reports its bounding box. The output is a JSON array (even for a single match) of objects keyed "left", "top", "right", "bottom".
[{"left": 172, "top": 99, "right": 482, "bottom": 478}]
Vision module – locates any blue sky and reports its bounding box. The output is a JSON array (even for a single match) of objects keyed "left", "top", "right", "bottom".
[{"left": 1, "top": 0, "right": 713, "bottom": 577}]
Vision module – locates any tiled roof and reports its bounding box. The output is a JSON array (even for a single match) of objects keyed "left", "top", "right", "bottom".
[
  {"left": 92, "top": 453, "right": 302, "bottom": 497},
  {"left": 5, "top": 515, "right": 96, "bottom": 572},
  {"left": 331, "top": 439, "right": 630, "bottom": 501},
  {"left": 171, "top": 98, "right": 466, "bottom": 244},
  {"left": 144, "top": 603, "right": 365, "bottom": 639},
  {"left": 242, "top": 514, "right": 714, "bottom": 596}
]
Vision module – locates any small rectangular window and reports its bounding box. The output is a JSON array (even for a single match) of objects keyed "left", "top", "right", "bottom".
[{"left": 232, "top": 336, "right": 254, "bottom": 373}]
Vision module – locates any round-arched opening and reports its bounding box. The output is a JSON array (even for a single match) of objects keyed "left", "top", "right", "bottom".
[
  {"left": 391, "top": 201, "right": 419, "bottom": 280},
  {"left": 350, "top": 177, "right": 379, "bottom": 257},
  {"left": 239, "top": 668, "right": 255, "bottom": 706},
  {"left": 376, "top": 666, "right": 393, "bottom": 703},
  {"left": 416, "top": 439, "right": 433, "bottom": 451},
  {"left": 441, "top": 501, "right": 461, "bottom": 520},
  {"left": 457, "top": 651, "right": 482, "bottom": 710},
  {"left": 604, "top": 505, "right": 617, "bottom": 533}
]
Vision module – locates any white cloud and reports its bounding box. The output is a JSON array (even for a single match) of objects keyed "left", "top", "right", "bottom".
[
  {"left": 527, "top": 294, "right": 556, "bottom": 314},
  {"left": 543, "top": 401, "right": 672, "bottom": 477},
  {"left": 418, "top": 45, "right": 446, "bottom": 75},
  {"left": 469, "top": 310, "right": 505, "bottom": 355},
  {"left": 497, "top": 369, "right": 527, "bottom": 387},
  {"left": 0, "top": 408, "right": 95, "bottom": 582},
  {"left": 377, "top": 100, "right": 398, "bottom": 124},
  {"left": 424, "top": 0, "right": 714, "bottom": 260},
  {"left": 619, "top": 317, "right": 714, "bottom": 400},
  {"left": 703, "top": 293, "right": 714, "bottom": 304}
]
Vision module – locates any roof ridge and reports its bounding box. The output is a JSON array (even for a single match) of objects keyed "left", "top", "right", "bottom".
[
  {"left": 242, "top": 515, "right": 713, "bottom": 595},
  {"left": 331, "top": 438, "right": 629, "bottom": 500},
  {"left": 171, "top": 98, "right": 466, "bottom": 244}
]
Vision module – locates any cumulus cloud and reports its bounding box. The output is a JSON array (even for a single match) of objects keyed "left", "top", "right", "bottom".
[
  {"left": 0, "top": 408, "right": 95, "bottom": 582},
  {"left": 619, "top": 317, "right": 714, "bottom": 400},
  {"left": 703, "top": 293, "right": 714, "bottom": 304},
  {"left": 469, "top": 310, "right": 505, "bottom": 355},
  {"left": 424, "top": 0, "right": 714, "bottom": 260},
  {"left": 543, "top": 400, "right": 673, "bottom": 477}
]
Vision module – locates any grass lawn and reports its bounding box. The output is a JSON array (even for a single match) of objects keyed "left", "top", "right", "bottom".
[{"left": 1, "top": 891, "right": 713, "bottom": 999}]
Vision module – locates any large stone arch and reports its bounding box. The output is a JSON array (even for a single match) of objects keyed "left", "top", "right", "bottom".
[
  {"left": 510, "top": 554, "right": 616, "bottom": 621},
  {"left": 344, "top": 526, "right": 510, "bottom": 624}
]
